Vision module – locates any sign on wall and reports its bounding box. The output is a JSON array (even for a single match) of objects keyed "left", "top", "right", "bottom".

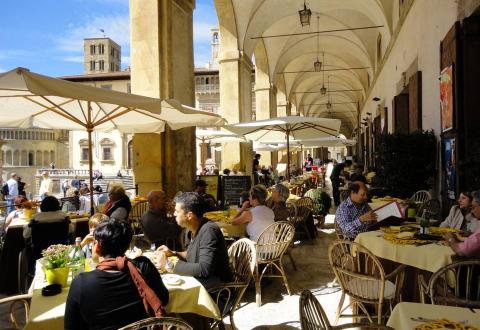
[
  {"left": 443, "top": 138, "right": 456, "bottom": 200},
  {"left": 440, "top": 65, "right": 454, "bottom": 132}
]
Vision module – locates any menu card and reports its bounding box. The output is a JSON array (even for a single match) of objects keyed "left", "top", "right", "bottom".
[{"left": 372, "top": 201, "right": 402, "bottom": 221}]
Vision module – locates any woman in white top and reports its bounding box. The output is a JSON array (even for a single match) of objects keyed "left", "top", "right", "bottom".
[
  {"left": 440, "top": 191, "right": 478, "bottom": 232},
  {"left": 232, "top": 185, "right": 274, "bottom": 242}
]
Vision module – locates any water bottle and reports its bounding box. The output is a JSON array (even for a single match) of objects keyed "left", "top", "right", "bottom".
[
  {"left": 419, "top": 210, "right": 429, "bottom": 235},
  {"left": 223, "top": 199, "right": 229, "bottom": 216},
  {"left": 70, "top": 237, "right": 85, "bottom": 278}
]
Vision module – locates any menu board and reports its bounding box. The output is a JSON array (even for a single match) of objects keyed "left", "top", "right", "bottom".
[
  {"left": 198, "top": 175, "right": 221, "bottom": 201},
  {"left": 222, "top": 176, "right": 251, "bottom": 205}
]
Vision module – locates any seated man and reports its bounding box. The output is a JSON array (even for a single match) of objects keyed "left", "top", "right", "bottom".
[
  {"left": 445, "top": 190, "right": 480, "bottom": 257},
  {"left": 103, "top": 184, "right": 131, "bottom": 221},
  {"left": 194, "top": 179, "right": 216, "bottom": 211},
  {"left": 140, "top": 190, "right": 181, "bottom": 248},
  {"left": 335, "top": 181, "right": 377, "bottom": 239},
  {"left": 232, "top": 185, "right": 275, "bottom": 242},
  {"left": 23, "top": 196, "right": 72, "bottom": 239},
  {"left": 266, "top": 183, "right": 290, "bottom": 222},
  {"left": 65, "top": 219, "right": 169, "bottom": 330},
  {"left": 156, "top": 192, "right": 232, "bottom": 288}
]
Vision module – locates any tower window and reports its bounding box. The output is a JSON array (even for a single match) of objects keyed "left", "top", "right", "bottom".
[
  {"left": 99, "top": 60, "right": 105, "bottom": 71},
  {"left": 90, "top": 44, "right": 96, "bottom": 55},
  {"left": 90, "top": 61, "right": 96, "bottom": 71}
]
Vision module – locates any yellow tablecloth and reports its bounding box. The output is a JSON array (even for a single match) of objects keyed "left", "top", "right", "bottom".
[
  {"left": 355, "top": 231, "right": 454, "bottom": 273},
  {"left": 24, "top": 264, "right": 220, "bottom": 329},
  {"left": 204, "top": 211, "right": 246, "bottom": 238},
  {"left": 387, "top": 302, "right": 480, "bottom": 330}
]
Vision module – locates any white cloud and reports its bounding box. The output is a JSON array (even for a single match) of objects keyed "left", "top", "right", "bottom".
[
  {"left": 61, "top": 56, "right": 84, "bottom": 63},
  {"left": 55, "top": 14, "right": 130, "bottom": 52},
  {"left": 0, "top": 49, "right": 35, "bottom": 60}
]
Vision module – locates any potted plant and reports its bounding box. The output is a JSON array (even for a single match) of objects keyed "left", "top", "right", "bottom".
[{"left": 41, "top": 244, "right": 71, "bottom": 287}]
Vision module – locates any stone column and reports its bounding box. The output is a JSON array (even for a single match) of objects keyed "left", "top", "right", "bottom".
[
  {"left": 255, "top": 84, "right": 278, "bottom": 167},
  {"left": 130, "top": 0, "right": 196, "bottom": 197},
  {"left": 219, "top": 51, "right": 253, "bottom": 175}
]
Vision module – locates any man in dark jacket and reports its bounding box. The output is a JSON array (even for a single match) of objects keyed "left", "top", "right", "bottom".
[
  {"left": 330, "top": 160, "right": 352, "bottom": 206},
  {"left": 156, "top": 192, "right": 232, "bottom": 288}
]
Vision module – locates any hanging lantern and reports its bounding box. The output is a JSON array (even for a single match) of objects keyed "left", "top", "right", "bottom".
[
  {"left": 314, "top": 60, "right": 322, "bottom": 72},
  {"left": 298, "top": 1, "right": 312, "bottom": 27},
  {"left": 326, "top": 101, "right": 332, "bottom": 110},
  {"left": 320, "top": 85, "right": 327, "bottom": 95}
]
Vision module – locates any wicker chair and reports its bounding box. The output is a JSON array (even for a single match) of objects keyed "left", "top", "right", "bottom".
[
  {"left": 254, "top": 221, "right": 295, "bottom": 306},
  {"left": 0, "top": 293, "right": 32, "bottom": 330},
  {"left": 299, "top": 290, "right": 395, "bottom": 330},
  {"left": 129, "top": 201, "right": 149, "bottom": 234},
  {"left": 118, "top": 317, "right": 192, "bottom": 330},
  {"left": 208, "top": 238, "right": 256, "bottom": 330},
  {"left": 417, "top": 198, "right": 441, "bottom": 220},
  {"left": 328, "top": 240, "right": 405, "bottom": 325},
  {"left": 287, "top": 197, "right": 314, "bottom": 240},
  {"left": 410, "top": 190, "right": 431, "bottom": 204},
  {"left": 426, "top": 259, "right": 480, "bottom": 308}
]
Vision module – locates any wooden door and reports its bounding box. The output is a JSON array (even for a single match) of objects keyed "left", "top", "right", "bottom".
[
  {"left": 409, "top": 71, "right": 422, "bottom": 132},
  {"left": 393, "top": 94, "right": 409, "bottom": 134}
]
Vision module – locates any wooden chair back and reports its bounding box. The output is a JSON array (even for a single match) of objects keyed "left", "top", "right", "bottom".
[
  {"left": 428, "top": 259, "right": 480, "bottom": 308},
  {"left": 256, "top": 221, "right": 295, "bottom": 262},
  {"left": 288, "top": 197, "right": 313, "bottom": 226},
  {"left": 328, "top": 240, "right": 387, "bottom": 304},
  {"left": 118, "top": 317, "right": 192, "bottom": 330},
  {"left": 300, "top": 289, "right": 331, "bottom": 329},
  {"left": 129, "top": 201, "right": 148, "bottom": 234},
  {"left": 411, "top": 190, "right": 431, "bottom": 204}
]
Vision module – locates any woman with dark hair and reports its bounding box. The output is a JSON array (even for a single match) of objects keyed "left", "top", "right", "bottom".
[
  {"left": 440, "top": 191, "right": 478, "bottom": 232},
  {"left": 65, "top": 219, "right": 169, "bottom": 330},
  {"left": 266, "top": 183, "right": 291, "bottom": 222},
  {"left": 103, "top": 184, "right": 131, "bottom": 221},
  {"left": 23, "top": 196, "right": 70, "bottom": 239}
]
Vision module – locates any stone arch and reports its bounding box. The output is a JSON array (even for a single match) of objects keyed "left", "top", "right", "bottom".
[
  {"left": 5, "top": 150, "right": 12, "bottom": 166},
  {"left": 43, "top": 151, "right": 49, "bottom": 166},
  {"left": 21, "top": 150, "right": 27, "bottom": 166},
  {"left": 50, "top": 151, "right": 55, "bottom": 164},
  {"left": 28, "top": 151, "right": 34, "bottom": 166}
]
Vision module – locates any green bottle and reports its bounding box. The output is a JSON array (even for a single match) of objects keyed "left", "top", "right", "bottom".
[
  {"left": 223, "top": 199, "right": 229, "bottom": 216},
  {"left": 420, "top": 210, "right": 429, "bottom": 234}
]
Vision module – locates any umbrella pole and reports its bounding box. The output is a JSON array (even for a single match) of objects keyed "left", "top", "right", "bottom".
[
  {"left": 287, "top": 132, "right": 290, "bottom": 180},
  {"left": 87, "top": 126, "right": 95, "bottom": 216}
]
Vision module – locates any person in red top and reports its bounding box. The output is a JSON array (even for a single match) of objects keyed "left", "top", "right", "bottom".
[{"left": 445, "top": 190, "right": 480, "bottom": 257}]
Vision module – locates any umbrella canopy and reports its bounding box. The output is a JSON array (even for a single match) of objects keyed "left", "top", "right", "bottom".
[
  {"left": 298, "top": 136, "right": 356, "bottom": 148},
  {"left": 195, "top": 129, "right": 244, "bottom": 168},
  {"left": 225, "top": 116, "right": 341, "bottom": 179},
  {"left": 0, "top": 67, "right": 226, "bottom": 212}
]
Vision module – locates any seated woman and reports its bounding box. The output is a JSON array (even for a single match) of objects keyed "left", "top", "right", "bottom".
[
  {"left": 232, "top": 185, "right": 274, "bottom": 242},
  {"left": 4, "top": 195, "right": 28, "bottom": 230},
  {"left": 266, "top": 183, "right": 291, "bottom": 222},
  {"left": 65, "top": 219, "right": 169, "bottom": 330},
  {"left": 440, "top": 191, "right": 478, "bottom": 232},
  {"left": 23, "top": 196, "right": 71, "bottom": 239},
  {"left": 103, "top": 184, "right": 131, "bottom": 222}
]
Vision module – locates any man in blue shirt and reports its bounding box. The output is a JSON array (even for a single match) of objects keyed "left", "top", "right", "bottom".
[
  {"left": 335, "top": 181, "right": 377, "bottom": 239},
  {"left": 6, "top": 173, "right": 19, "bottom": 214}
]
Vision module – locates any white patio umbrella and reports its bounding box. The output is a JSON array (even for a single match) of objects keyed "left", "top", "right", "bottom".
[
  {"left": 0, "top": 67, "right": 226, "bottom": 212},
  {"left": 299, "top": 136, "right": 357, "bottom": 148},
  {"left": 225, "top": 116, "right": 341, "bottom": 179},
  {"left": 195, "top": 129, "right": 244, "bottom": 168}
]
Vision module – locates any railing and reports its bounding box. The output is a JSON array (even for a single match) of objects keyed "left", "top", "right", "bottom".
[{"left": 35, "top": 168, "right": 134, "bottom": 176}]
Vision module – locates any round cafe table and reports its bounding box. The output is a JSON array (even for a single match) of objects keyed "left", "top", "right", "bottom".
[{"left": 204, "top": 210, "right": 246, "bottom": 238}]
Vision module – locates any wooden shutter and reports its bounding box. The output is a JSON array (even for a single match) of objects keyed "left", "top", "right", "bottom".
[
  {"left": 393, "top": 94, "right": 409, "bottom": 133},
  {"left": 408, "top": 71, "right": 422, "bottom": 132}
]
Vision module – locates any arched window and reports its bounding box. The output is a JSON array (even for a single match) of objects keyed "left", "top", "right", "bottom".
[
  {"left": 99, "top": 138, "right": 115, "bottom": 162},
  {"left": 79, "top": 139, "right": 89, "bottom": 162},
  {"left": 206, "top": 77, "right": 209, "bottom": 84},
  {"left": 36, "top": 150, "right": 42, "bottom": 166},
  {"left": 377, "top": 33, "right": 382, "bottom": 66},
  {"left": 5, "top": 150, "right": 12, "bottom": 166},
  {"left": 43, "top": 151, "right": 49, "bottom": 166},
  {"left": 50, "top": 150, "right": 55, "bottom": 164},
  {"left": 213, "top": 32, "right": 219, "bottom": 43},
  {"left": 21, "top": 150, "right": 27, "bottom": 166},
  {"left": 13, "top": 150, "right": 19, "bottom": 166},
  {"left": 28, "top": 151, "right": 34, "bottom": 166}
]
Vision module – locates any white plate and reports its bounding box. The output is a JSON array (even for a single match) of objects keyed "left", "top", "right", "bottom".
[{"left": 162, "top": 274, "right": 183, "bottom": 285}]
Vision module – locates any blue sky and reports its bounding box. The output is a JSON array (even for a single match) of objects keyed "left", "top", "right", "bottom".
[{"left": 0, "top": 0, "right": 218, "bottom": 76}]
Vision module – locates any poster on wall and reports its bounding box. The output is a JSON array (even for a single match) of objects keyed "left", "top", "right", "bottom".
[
  {"left": 440, "top": 65, "right": 454, "bottom": 132},
  {"left": 444, "top": 138, "right": 456, "bottom": 200}
]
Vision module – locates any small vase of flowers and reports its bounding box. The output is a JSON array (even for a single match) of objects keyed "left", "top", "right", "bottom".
[{"left": 41, "top": 244, "right": 71, "bottom": 287}]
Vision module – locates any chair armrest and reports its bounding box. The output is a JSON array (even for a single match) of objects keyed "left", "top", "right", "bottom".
[
  {"left": 385, "top": 264, "right": 406, "bottom": 280},
  {"left": 0, "top": 293, "right": 32, "bottom": 305},
  {"left": 207, "top": 282, "right": 247, "bottom": 294}
]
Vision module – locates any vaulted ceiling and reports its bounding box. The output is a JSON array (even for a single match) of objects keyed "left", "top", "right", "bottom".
[{"left": 215, "top": 0, "right": 395, "bottom": 136}]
